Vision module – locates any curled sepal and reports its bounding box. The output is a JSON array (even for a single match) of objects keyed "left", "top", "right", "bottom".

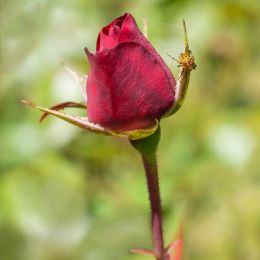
[
  {"left": 40, "top": 101, "right": 86, "bottom": 123},
  {"left": 21, "top": 100, "right": 109, "bottom": 135},
  {"left": 108, "top": 119, "right": 159, "bottom": 141},
  {"left": 21, "top": 100, "right": 159, "bottom": 140},
  {"left": 165, "top": 19, "right": 196, "bottom": 117}
]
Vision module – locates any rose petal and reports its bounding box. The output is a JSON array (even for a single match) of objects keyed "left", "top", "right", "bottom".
[
  {"left": 86, "top": 42, "right": 175, "bottom": 131},
  {"left": 97, "top": 30, "right": 118, "bottom": 51},
  {"left": 96, "top": 13, "right": 128, "bottom": 51}
]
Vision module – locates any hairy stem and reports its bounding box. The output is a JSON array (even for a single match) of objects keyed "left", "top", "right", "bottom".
[
  {"left": 130, "top": 127, "right": 166, "bottom": 259},
  {"left": 142, "top": 154, "right": 165, "bottom": 260}
]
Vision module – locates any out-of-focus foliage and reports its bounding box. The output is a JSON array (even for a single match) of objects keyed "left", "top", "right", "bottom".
[{"left": 1, "top": 0, "right": 260, "bottom": 259}]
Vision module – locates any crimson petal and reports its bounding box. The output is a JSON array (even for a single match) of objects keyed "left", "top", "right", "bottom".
[{"left": 86, "top": 42, "right": 175, "bottom": 131}]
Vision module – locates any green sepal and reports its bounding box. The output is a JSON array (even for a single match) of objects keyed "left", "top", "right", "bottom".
[
  {"left": 164, "top": 19, "right": 196, "bottom": 117},
  {"left": 21, "top": 100, "right": 109, "bottom": 135},
  {"left": 21, "top": 100, "right": 160, "bottom": 140},
  {"left": 108, "top": 119, "right": 159, "bottom": 141},
  {"left": 39, "top": 101, "right": 86, "bottom": 123}
]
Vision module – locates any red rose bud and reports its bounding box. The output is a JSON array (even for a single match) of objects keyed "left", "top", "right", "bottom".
[
  {"left": 85, "top": 13, "right": 176, "bottom": 131},
  {"left": 22, "top": 14, "right": 195, "bottom": 140}
]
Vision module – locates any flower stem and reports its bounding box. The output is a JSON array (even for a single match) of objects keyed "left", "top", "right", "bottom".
[
  {"left": 142, "top": 154, "right": 165, "bottom": 260},
  {"left": 130, "top": 127, "right": 166, "bottom": 260}
]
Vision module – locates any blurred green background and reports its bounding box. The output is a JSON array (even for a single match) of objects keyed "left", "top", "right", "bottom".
[{"left": 1, "top": 0, "right": 260, "bottom": 259}]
